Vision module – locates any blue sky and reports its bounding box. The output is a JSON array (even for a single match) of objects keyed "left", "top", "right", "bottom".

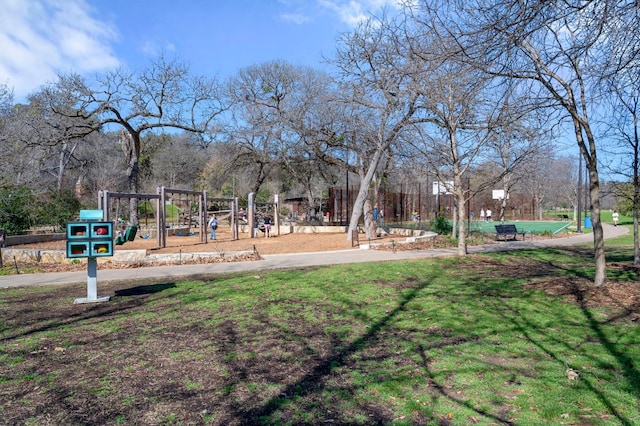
[{"left": 1, "top": 0, "right": 403, "bottom": 101}]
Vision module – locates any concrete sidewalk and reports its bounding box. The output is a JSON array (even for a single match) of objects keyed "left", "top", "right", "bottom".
[{"left": 0, "top": 224, "right": 627, "bottom": 289}]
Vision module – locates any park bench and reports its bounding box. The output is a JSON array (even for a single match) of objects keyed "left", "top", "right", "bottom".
[
  {"left": 494, "top": 224, "right": 526, "bottom": 241},
  {"left": 557, "top": 214, "right": 570, "bottom": 221}
]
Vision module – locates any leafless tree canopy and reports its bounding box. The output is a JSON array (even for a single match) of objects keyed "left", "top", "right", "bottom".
[{"left": 2, "top": 2, "right": 639, "bottom": 282}]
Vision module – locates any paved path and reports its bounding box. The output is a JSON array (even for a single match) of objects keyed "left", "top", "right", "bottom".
[{"left": 0, "top": 224, "right": 628, "bottom": 289}]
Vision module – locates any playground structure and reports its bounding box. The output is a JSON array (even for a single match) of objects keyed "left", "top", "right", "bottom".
[
  {"left": 247, "top": 193, "right": 280, "bottom": 238},
  {"left": 98, "top": 187, "right": 237, "bottom": 248},
  {"left": 97, "top": 188, "right": 280, "bottom": 248}
]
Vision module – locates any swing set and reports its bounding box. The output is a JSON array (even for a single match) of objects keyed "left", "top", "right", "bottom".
[
  {"left": 98, "top": 187, "right": 241, "bottom": 248},
  {"left": 99, "top": 190, "right": 160, "bottom": 246},
  {"left": 247, "top": 193, "right": 280, "bottom": 238},
  {"left": 207, "top": 196, "right": 240, "bottom": 239}
]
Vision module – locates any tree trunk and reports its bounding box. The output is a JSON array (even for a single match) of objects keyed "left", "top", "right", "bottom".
[
  {"left": 451, "top": 205, "right": 457, "bottom": 239},
  {"left": 57, "top": 142, "right": 66, "bottom": 191},
  {"left": 500, "top": 196, "right": 507, "bottom": 223},
  {"left": 634, "top": 199, "right": 639, "bottom": 267},
  {"left": 455, "top": 176, "right": 467, "bottom": 256},
  {"left": 128, "top": 159, "right": 139, "bottom": 226},
  {"left": 56, "top": 140, "right": 79, "bottom": 192},
  {"left": 589, "top": 166, "right": 606, "bottom": 286},
  {"left": 347, "top": 148, "right": 385, "bottom": 241},
  {"left": 580, "top": 119, "right": 606, "bottom": 286},
  {"left": 121, "top": 130, "right": 140, "bottom": 226},
  {"left": 366, "top": 174, "right": 383, "bottom": 239},
  {"left": 634, "top": 132, "right": 640, "bottom": 266},
  {"left": 536, "top": 194, "right": 544, "bottom": 221},
  {"left": 364, "top": 199, "right": 376, "bottom": 239}
]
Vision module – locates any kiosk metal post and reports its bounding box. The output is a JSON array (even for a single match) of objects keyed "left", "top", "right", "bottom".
[{"left": 84, "top": 257, "right": 104, "bottom": 302}]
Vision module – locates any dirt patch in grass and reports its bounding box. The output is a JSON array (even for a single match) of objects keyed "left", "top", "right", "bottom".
[
  {"left": 467, "top": 248, "right": 640, "bottom": 324},
  {"left": 526, "top": 275, "right": 640, "bottom": 323},
  {"left": 0, "top": 278, "right": 400, "bottom": 425}
]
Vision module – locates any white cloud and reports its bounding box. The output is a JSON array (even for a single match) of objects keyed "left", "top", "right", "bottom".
[
  {"left": 139, "top": 40, "right": 177, "bottom": 59},
  {"left": 280, "top": 13, "right": 311, "bottom": 25},
  {"left": 0, "top": 0, "right": 119, "bottom": 100},
  {"left": 317, "top": 0, "right": 403, "bottom": 27}
]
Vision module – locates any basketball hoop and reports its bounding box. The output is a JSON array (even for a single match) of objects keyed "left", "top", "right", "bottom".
[{"left": 492, "top": 189, "right": 508, "bottom": 200}]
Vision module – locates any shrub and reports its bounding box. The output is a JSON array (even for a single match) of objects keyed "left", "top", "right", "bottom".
[
  {"left": 430, "top": 215, "right": 452, "bottom": 235},
  {"left": 0, "top": 187, "right": 34, "bottom": 234},
  {"left": 32, "top": 189, "right": 81, "bottom": 231}
]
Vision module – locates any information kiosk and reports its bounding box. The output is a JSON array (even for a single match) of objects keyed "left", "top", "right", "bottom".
[{"left": 66, "top": 210, "right": 113, "bottom": 303}]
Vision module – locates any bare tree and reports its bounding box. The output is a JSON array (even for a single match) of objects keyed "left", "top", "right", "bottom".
[
  {"left": 488, "top": 108, "right": 548, "bottom": 223},
  {"left": 518, "top": 149, "right": 565, "bottom": 220},
  {"left": 0, "top": 87, "right": 49, "bottom": 190},
  {"left": 432, "top": 0, "right": 621, "bottom": 285},
  {"left": 9, "top": 91, "right": 98, "bottom": 192},
  {"left": 147, "top": 133, "right": 207, "bottom": 190},
  {"left": 404, "top": 60, "right": 509, "bottom": 254},
  {"left": 603, "top": 73, "right": 640, "bottom": 265},
  {"left": 224, "top": 61, "right": 335, "bottom": 199},
  {"left": 0, "top": 88, "right": 33, "bottom": 189},
  {"left": 375, "top": 10, "right": 543, "bottom": 254},
  {"left": 0, "top": 84, "right": 11, "bottom": 116},
  {"left": 78, "top": 132, "right": 128, "bottom": 200},
  {"left": 331, "top": 13, "right": 436, "bottom": 241},
  {"left": 45, "top": 55, "right": 226, "bottom": 224}
]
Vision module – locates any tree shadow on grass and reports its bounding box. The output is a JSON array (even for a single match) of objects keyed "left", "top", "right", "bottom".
[
  {"left": 114, "top": 282, "right": 177, "bottom": 297},
  {"left": 544, "top": 249, "right": 640, "bottom": 408},
  {"left": 234, "top": 275, "right": 516, "bottom": 425},
  {"left": 0, "top": 282, "right": 178, "bottom": 342},
  {"left": 491, "top": 296, "right": 637, "bottom": 426},
  {"left": 575, "top": 288, "right": 640, "bottom": 419},
  {"left": 477, "top": 250, "right": 639, "bottom": 426}
]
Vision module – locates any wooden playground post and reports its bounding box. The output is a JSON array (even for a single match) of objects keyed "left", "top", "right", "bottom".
[
  {"left": 248, "top": 192, "right": 256, "bottom": 239},
  {"left": 274, "top": 194, "right": 280, "bottom": 237}
]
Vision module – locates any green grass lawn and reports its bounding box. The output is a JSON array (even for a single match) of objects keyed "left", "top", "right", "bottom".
[
  {"left": 0, "top": 246, "right": 638, "bottom": 425},
  {"left": 467, "top": 220, "right": 572, "bottom": 234},
  {"left": 397, "top": 219, "right": 576, "bottom": 235}
]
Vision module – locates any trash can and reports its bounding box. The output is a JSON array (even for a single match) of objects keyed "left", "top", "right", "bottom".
[{"left": 584, "top": 217, "right": 592, "bottom": 229}]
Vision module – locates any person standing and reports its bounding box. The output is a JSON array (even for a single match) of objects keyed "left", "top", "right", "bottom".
[
  {"left": 613, "top": 210, "right": 619, "bottom": 227},
  {"left": 486, "top": 209, "right": 492, "bottom": 222},
  {"left": 263, "top": 215, "right": 272, "bottom": 238},
  {"left": 208, "top": 214, "right": 218, "bottom": 240},
  {"left": 480, "top": 209, "right": 485, "bottom": 222}
]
